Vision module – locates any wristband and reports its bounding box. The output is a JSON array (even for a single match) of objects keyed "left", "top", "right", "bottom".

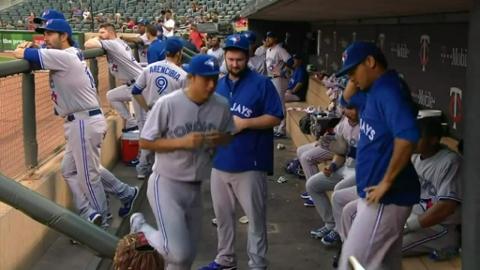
[{"left": 406, "top": 214, "right": 422, "bottom": 231}]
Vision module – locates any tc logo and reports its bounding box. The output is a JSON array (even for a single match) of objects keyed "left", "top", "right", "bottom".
[{"left": 449, "top": 87, "right": 462, "bottom": 130}]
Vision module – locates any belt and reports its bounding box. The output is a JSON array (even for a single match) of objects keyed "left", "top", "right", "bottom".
[
  {"left": 66, "top": 108, "right": 102, "bottom": 122},
  {"left": 126, "top": 79, "right": 136, "bottom": 86}
]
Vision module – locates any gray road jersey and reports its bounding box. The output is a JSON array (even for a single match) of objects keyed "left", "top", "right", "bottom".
[
  {"left": 134, "top": 59, "right": 188, "bottom": 106},
  {"left": 141, "top": 90, "right": 235, "bottom": 182},
  {"left": 334, "top": 117, "right": 360, "bottom": 167},
  {"left": 100, "top": 38, "right": 142, "bottom": 81},
  {"left": 411, "top": 147, "right": 462, "bottom": 225},
  {"left": 39, "top": 47, "right": 100, "bottom": 116}
]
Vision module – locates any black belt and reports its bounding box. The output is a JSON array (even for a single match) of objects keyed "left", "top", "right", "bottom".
[{"left": 66, "top": 109, "right": 102, "bottom": 122}]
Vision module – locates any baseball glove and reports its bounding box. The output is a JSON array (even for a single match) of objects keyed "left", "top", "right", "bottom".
[{"left": 113, "top": 232, "right": 164, "bottom": 270}]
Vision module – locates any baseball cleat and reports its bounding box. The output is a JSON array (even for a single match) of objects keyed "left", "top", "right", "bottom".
[
  {"left": 119, "top": 186, "right": 139, "bottom": 218},
  {"left": 130, "top": 212, "right": 146, "bottom": 234},
  {"left": 88, "top": 212, "right": 103, "bottom": 226},
  {"left": 310, "top": 226, "right": 331, "bottom": 239},
  {"left": 322, "top": 230, "right": 341, "bottom": 247},
  {"left": 198, "top": 261, "right": 237, "bottom": 270},
  {"left": 303, "top": 198, "right": 315, "bottom": 207},
  {"left": 300, "top": 191, "right": 311, "bottom": 199}
]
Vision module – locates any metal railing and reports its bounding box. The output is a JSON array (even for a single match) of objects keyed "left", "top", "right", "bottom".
[{"left": 0, "top": 42, "right": 194, "bottom": 179}]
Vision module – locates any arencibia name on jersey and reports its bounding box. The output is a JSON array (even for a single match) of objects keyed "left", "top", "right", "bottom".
[{"left": 149, "top": 65, "right": 182, "bottom": 81}]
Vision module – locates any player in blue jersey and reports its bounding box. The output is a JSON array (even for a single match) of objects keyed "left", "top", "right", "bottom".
[
  {"left": 200, "top": 34, "right": 284, "bottom": 270},
  {"left": 335, "top": 41, "right": 420, "bottom": 270}
]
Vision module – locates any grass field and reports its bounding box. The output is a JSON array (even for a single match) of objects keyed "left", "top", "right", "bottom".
[{"left": 0, "top": 56, "right": 13, "bottom": 62}]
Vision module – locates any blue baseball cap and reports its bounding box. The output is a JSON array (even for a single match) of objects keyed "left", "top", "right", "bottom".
[
  {"left": 336, "top": 41, "right": 384, "bottom": 77},
  {"left": 164, "top": 37, "right": 184, "bottom": 55},
  {"left": 241, "top": 31, "right": 256, "bottom": 45},
  {"left": 183, "top": 54, "right": 220, "bottom": 76},
  {"left": 33, "top": 9, "right": 65, "bottom": 24},
  {"left": 35, "top": 19, "right": 72, "bottom": 38},
  {"left": 223, "top": 34, "right": 249, "bottom": 52}
]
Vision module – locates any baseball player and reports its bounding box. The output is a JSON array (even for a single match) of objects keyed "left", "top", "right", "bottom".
[
  {"left": 121, "top": 22, "right": 157, "bottom": 67},
  {"left": 200, "top": 34, "right": 283, "bottom": 270},
  {"left": 14, "top": 19, "right": 138, "bottom": 226},
  {"left": 147, "top": 29, "right": 167, "bottom": 64},
  {"left": 33, "top": 8, "right": 65, "bottom": 25},
  {"left": 264, "top": 31, "right": 292, "bottom": 137},
  {"left": 219, "top": 31, "right": 266, "bottom": 76},
  {"left": 306, "top": 104, "right": 359, "bottom": 244},
  {"left": 336, "top": 41, "right": 420, "bottom": 270},
  {"left": 84, "top": 23, "right": 144, "bottom": 133},
  {"left": 402, "top": 117, "right": 462, "bottom": 256},
  {"left": 129, "top": 54, "right": 234, "bottom": 270},
  {"left": 132, "top": 37, "right": 187, "bottom": 111},
  {"left": 85, "top": 23, "right": 150, "bottom": 178},
  {"left": 284, "top": 53, "right": 308, "bottom": 102}
]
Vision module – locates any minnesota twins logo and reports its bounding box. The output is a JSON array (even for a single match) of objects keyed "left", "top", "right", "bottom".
[{"left": 155, "top": 76, "right": 168, "bottom": 95}]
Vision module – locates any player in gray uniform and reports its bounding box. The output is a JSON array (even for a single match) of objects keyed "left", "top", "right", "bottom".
[
  {"left": 306, "top": 105, "right": 359, "bottom": 243},
  {"left": 402, "top": 117, "right": 462, "bottom": 256},
  {"left": 14, "top": 19, "right": 138, "bottom": 226},
  {"left": 264, "top": 31, "right": 292, "bottom": 136},
  {"left": 85, "top": 23, "right": 150, "bottom": 178},
  {"left": 121, "top": 23, "right": 157, "bottom": 67},
  {"left": 129, "top": 54, "right": 234, "bottom": 270},
  {"left": 84, "top": 23, "right": 144, "bottom": 133},
  {"left": 132, "top": 37, "right": 188, "bottom": 111}
]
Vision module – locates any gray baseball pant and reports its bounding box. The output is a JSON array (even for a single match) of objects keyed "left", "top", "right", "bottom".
[
  {"left": 332, "top": 185, "right": 359, "bottom": 235},
  {"left": 271, "top": 77, "right": 288, "bottom": 134},
  {"left": 211, "top": 168, "right": 268, "bottom": 270},
  {"left": 338, "top": 198, "right": 412, "bottom": 270},
  {"left": 144, "top": 172, "right": 203, "bottom": 270},
  {"left": 296, "top": 142, "right": 333, "bottom": 180},
  {"left": 305, "top": 166, "right": 355, "bottom": 229},
  {"left": 402, "top": 207, "right": 460, "bottom": 256}
]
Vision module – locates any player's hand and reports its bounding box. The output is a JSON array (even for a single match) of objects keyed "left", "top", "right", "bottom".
[
  {"left": 16, "top": 41, "right": 33, "bottom": 49},
  {"left": 204, "top": 131, "right": 232, "bottom": 147},
  {"left": 233, "top": 115, "right": 249, "bottom": 134},
  {"left": 323, "top": 167, "right": 332, "bottom": 177},
  {"left": 364, "top": 181, "right": 393, "bottom": 204},
  {"left": 182, "top": 132, "right": 204, "bottom": 149}
]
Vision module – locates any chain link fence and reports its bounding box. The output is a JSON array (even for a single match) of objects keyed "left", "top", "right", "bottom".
[{"left": 0, "top": 55, "right": 113, "bottom": 180}]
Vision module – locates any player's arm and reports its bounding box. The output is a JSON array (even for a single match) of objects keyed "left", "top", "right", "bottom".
[
  {"left": 406, "top": 200, "right": 459, "bottom": 231},
  {"left": 290, "top": 82, "right": 304, "bottom": 94},
  {"left": 84, "top": 37, "right": 102, "bottom": 49},
  {"left": 120, "top": 35, "right": 142, "bottom": 44},
  {"left": 324, "top": 154, "right": 346, "bottom": 177},
  {"left": 131, "top": 73, "right": 149, "bottom": 111},
  {"left": 140, "top": 133, "right": 204, "bottom": 152}
]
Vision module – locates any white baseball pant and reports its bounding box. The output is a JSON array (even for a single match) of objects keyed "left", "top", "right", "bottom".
[
  {"left": 338, "top": 198, "right": 412, "bottom": 270},
  {"left": 211, "top": 168, "right": 268, "bottom": 270},
  {"left": 271, "top": 77, "right": 288, "bottom": 134},
  {"left": 305, "top": 166, "right": 356, "bottom": 229},
  {"left": 141, "top": 172, "right": 203, "bottom": 270},
  {"left": 296, "top": 142, "right": 333, "bottom": 180}
]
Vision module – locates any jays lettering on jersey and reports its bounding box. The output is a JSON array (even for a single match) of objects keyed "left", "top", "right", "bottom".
[
  {"left": 213, "top": 68, "right": 284, "bottom": 174},
  {"left": 132, "top": 60, "right": 187, "bottom": 106},
  {"left": 346, "top": 70, "right": 420, "bottom": 206},
  {"left": 24, "top": 47, "right": 100, "bottom": 116},
  {"left": 141, "top": 90, "right": 235, "bottom": 182}
]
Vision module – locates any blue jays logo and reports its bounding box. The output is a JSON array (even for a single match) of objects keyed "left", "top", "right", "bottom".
[
  {"left": 229, "top": 35, "right": 241, "bottom": 44},
  {"left": 43, "top": 10, "right": 49, "bottom": 17},
  {"left": 342, "top": 51, "right": 348, "bottom": 63},
  {"left": 204, "top": 58, "right": 217, "bottom": 70},
  {"left": 155, "top": 76, "right": 168, "bottom": 95}
]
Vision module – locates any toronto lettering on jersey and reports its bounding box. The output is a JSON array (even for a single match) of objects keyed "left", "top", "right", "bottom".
[
  {"left": 149, "top": 65, "right": 181, "bottom": 81},
  {"left": 360, "top": 119, "right": 376, "bottom": 141},
  {"left": 167, "top": 122, "right": 219, "bottom": 138},
  {"left": 231, "top": 102, "right": 253, "bottom": 118}
]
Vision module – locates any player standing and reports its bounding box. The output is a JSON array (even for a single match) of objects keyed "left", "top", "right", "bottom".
[
  {"left": 200, "top": 34, "right": 283, "bottom": 270},
  {"left": 85, "top": 23, "right": 150, "bottom": 178},
  {"left": 129, "top": 54, "right": 234, "bottom": 270},
  {"left": 14, "top": 19, "right": 138, "bottom": 226},
  {"left": 264, "top": 31, "right": 292, "bottom": 137},
  {"left": 336, "top": 41, "right": 420, "bottom": 270},
  {"left": 132, "top": 37, "right": 188, "bottom": 111}
]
